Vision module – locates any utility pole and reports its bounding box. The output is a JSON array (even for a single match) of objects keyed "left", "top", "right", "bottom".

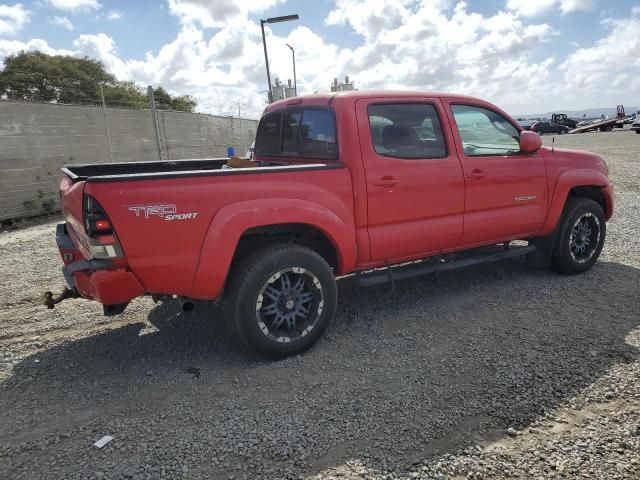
[
  {"left": 260, "top": 20, "right": 272, "bottom": 103},
  {"left": 286, "top": 43, "right": 297, "bottom": 96},
  {"left": 260, "top": 14, "right": 299, "bottom": 103}
]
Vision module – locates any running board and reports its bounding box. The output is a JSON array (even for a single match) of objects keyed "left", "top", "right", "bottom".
[{"left": 358, "top": 244, "right": 536, "bottom": 287}]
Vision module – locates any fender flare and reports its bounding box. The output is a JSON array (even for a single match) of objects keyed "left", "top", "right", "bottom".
[
  {"left": 189, "top": 199, "right": 357, "bottom": 299},
  {"left": 540, "top": 169, "right": 610, "bottom": 236}
]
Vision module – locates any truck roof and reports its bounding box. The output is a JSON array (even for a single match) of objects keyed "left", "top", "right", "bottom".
[{"left": 264, "top": 90, "right": 485, "bottom": 113}]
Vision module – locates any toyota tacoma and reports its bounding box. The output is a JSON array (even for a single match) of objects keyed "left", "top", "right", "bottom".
[{"left": 49, "top": 91, "right": 614, "bottom": 357}]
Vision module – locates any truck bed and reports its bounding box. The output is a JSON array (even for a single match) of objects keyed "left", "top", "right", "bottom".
[{"left": 62, "top": 158, "right": 340, "bottom": 183}]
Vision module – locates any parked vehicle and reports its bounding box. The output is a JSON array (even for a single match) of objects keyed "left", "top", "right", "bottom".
[
  {"left": 569, "top": 105, "right": 626, "bottom": 133},
  {"left": 49, "top": 91, "right": 614, "bottom": 357},
  {"left": 531, "top": 121, "right": 570, "bottom": 135},
  {"left": 550, "top": 113, "right": 578, "bottom": 129},
  {"left": 516, "top": 118, "right": 535, "bottom": 130}
]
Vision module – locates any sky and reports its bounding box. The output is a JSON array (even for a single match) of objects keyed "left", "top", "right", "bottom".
[{"left": 0, "top": 0, "right": 638, "bottom": 118}]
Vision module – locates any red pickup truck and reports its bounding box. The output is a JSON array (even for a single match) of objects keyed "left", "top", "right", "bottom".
[{"left": 50, "top": 91, "right": 613, "bottom": 357}]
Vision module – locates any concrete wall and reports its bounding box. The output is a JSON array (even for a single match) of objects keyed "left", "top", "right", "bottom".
[{"left": 0, "top": 101, "right": 257, "bottom": 222}]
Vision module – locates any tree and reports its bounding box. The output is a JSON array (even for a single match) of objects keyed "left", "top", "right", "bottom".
[
  {"left": 0, "top": 51, "right": 114, "bottom": 103},
  {"left": 0, "top": 51, "right": 197, "bottom": 112},
  {"left": 102, "top": 81, "right": 147, "bottom": 109},
  {"left": 169, "top": 94, "right": 197, "bottom": 113},
  {"left": 151, "top": 87, "right": 196, "bottom": 112}
]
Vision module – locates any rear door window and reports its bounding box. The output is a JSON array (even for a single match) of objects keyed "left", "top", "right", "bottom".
[
  {"left": 255, "top": 108, "right": 337, "bottom": 159},
  {"left": 367, "top": 103, "right": 447, "bottom": 159}
]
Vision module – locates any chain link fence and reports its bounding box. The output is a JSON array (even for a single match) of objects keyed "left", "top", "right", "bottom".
[{"left": 0, "top": 86, "right": 258, "bottom": 222}]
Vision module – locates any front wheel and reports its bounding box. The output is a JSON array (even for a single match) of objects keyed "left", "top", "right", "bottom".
[
  {"left": 224, "top": 244, "right": 337, "bottom": 358},
  {"left": 550, "top": 198, "right": 606, "bottom": 275}
]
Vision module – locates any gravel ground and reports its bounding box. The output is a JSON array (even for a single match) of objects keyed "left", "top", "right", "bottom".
[{"left": 1, "top": 128, "right": 639, "bottom": 479}]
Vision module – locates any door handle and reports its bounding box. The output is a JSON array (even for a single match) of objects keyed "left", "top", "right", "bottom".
[
  {"left": 466, "top": 169, "right": 485, "bottom": 179},
  {"left": 374, "top": 176, "right": 399, "bottom": 188}
]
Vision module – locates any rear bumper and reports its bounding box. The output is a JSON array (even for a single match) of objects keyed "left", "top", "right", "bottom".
[{"left": 56, "top": 223, "right": 145, "bottom": 305}]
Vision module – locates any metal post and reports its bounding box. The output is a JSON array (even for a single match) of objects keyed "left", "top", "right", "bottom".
[
  {"left": 238, "top": 101, "right": 243, "bottom": 153},
  {"left": 99, "top": 83, "right": 114, "bottom": 162},
  {"left": 287, "top": 44, "right": 297, "bottom": 96},
  {"left": 260, "top": 20, "right": 272, "bottom": 103},
  {"left": 292, "top": 49, "right": 297, "bottom": 96},
  {"left": 148, "top": 85, "right": 163, "bottom": 160}
]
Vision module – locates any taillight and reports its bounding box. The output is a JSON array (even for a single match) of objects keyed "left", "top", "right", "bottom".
[
  {"left": 82, "top": 194, "right": 123, "bottom": 259},
  {"left": 83, "top": 194, "right": 113, "bottom": 236}
]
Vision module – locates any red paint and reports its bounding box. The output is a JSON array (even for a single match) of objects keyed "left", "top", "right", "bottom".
[
  {"left": 519, "top": 131, "right": 542, "bottom": 153},
  {"left": 55, "top": 91, "right": 613, "bottom": 307}
]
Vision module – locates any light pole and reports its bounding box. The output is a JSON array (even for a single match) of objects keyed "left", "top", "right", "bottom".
[
  {"left": 260, "top": 14, "right": 299, "bottom": 103},
  {"left": 286, "top": 43, "right": 297, "bottom": 96}
]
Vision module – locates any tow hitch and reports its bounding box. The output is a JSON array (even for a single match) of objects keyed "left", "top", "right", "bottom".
[{"left": 44, "top": 287, "right": 79, "bottom": 309}]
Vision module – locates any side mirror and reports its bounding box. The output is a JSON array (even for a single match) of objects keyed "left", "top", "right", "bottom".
[{"left": 519, "top": 130, "right": 542, "bottom": 153}]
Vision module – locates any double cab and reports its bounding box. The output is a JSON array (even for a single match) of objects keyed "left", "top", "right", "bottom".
[{"left": 52, "top": 91, "right": 614, "bottom": 357}]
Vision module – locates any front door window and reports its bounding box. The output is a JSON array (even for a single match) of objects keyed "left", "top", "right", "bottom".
[{"left": 451, "top": 105, "right": 520, "bottom": 156}]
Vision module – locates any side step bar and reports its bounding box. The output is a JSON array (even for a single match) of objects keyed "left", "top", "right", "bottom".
[{"left": 358, "top": 244, "right": 536, "bottom": 287}]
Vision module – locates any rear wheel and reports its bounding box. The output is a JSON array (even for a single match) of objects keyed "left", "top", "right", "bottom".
[
  {"left": 224, "top": 244, "right": 337, "bottom": 358},
  {"left": 550, "top": 198, "right": 606, "bottom": 275}
]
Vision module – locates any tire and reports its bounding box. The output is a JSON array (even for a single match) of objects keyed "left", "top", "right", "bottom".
[
  {"left": 224, "top": 243, "right": 337, "bottom": 358},
  {"left": 635, "top": 130, "right": 640, "bottom": 134},
  {"left": 550, "top": 197, "right": 606, "bottom": 275}
]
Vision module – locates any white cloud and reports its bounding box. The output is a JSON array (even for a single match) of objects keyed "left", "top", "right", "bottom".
[
  {"left": 49, "top": 15, "right": 74, "bottom": 30},
  {"left": 0, "top": 0, "right": 636, "bottom": 119},
  {"left": 326, "top": 0, "right": 411, "bottom": 39},
  {"left": 106, "top": 10, "right": 122, "bottom": 20},
  {"left": 45, "top": 0, "right": 101, "bottom": 13},
  {"left": 21, "top": 0, "right": 560, "bottom": 117},
  {"left": 73, "top": 33, "right": 128, "bottom": 78},
  {"left": 320, "top": 1, "right": 558, "bottom": 110},
  {"left": 167, "top": 0, "right": 285, "bottom": 28},
  {"left": 507, "top": 0, "right": 595, "bottom": 17},
  {"left": 559, "top": 0, "right": 595, "bottom": 14},
  {"left": 0, "top": 38, "right": 73, "bottom": 59},
  {"left": 560, "top": 8, "right": 640, "bottom": 102},
  {"left": 0, "top": 3, "right": 30, "bottom": 36}
]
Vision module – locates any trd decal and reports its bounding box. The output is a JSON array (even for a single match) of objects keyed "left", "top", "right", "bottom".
[{"left": 128, "top": 204, "right": 199, "bottom": 221}]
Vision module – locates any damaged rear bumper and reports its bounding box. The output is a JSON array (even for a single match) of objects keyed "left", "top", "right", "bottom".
[{"left": 50, "top": 223, "right": 145, "bottom": 314}]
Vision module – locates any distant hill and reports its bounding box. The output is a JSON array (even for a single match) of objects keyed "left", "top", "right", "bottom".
[{"left": 515, "top": 106, "right": 639, "bottom": 120}]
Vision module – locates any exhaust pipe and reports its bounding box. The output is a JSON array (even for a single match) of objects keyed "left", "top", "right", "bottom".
[{"left": 180, "top": 299, "right": 195, "bottom": 313}]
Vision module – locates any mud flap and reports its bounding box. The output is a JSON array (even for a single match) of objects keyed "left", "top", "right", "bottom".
[
  {"left": 526, "top": 226, "right": 559, "bottom": 270},
  {"left": 103, "top": 302, "right": 130, "bottom": 316}
]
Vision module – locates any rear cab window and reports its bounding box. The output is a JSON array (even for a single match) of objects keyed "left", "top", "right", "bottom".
[
  {"left": 255, "top": 108, "right": 338, "bottom": 160},
  {"left": 367, "top": 103, "right": 447, "bottom": 159}
]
